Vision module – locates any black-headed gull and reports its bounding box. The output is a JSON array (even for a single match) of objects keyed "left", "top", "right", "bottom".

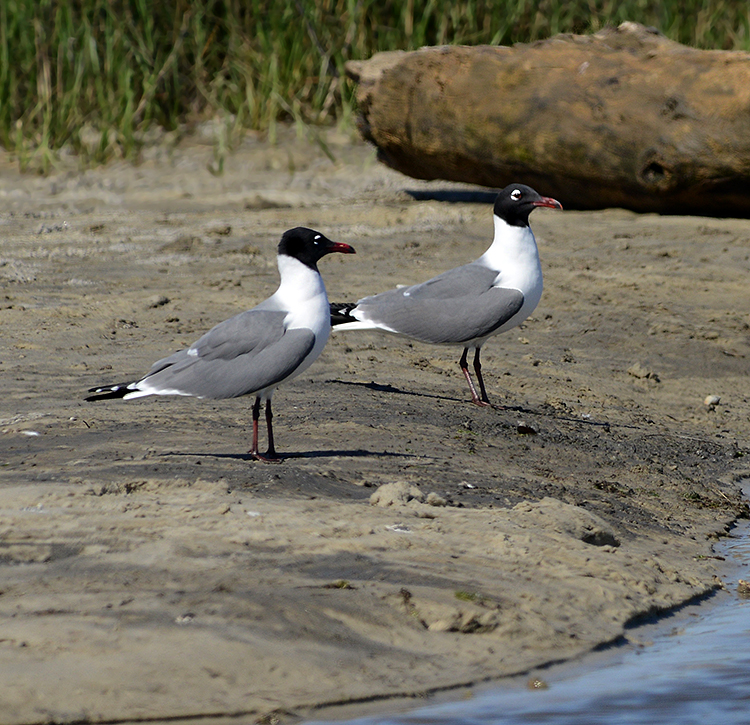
[
  {"left": 87, "top": 227, "right": 356, "bottom": 461},
  {"left": 330, "top": 184, "right": 561, "bottom": 406}
]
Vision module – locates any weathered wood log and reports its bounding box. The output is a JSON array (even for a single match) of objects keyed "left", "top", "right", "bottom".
[{"left": 346, "top": 23, "right": 750, "bottom": 216}]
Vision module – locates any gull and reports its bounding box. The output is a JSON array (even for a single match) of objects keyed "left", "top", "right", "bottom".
[
  {"left": 330, "top": 184, "right": 561, "bottom": 406},
  {"left": 86, "top": 227, "right": 355, "bottom": 461}
]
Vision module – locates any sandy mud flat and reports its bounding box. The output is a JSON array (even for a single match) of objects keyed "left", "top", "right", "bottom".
[{"left": 0, "top": 129, "right": 749, "bottom": 723}]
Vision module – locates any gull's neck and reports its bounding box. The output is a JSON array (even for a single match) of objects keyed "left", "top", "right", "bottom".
[
  {"left": 271, "top": 254, "right": 331, "bottom": 336},
  {"left": 275, "top": 254, "right": 326, "bottom": 306},
  {"left": 477, "top": 215, "right": 543, "bottom": 296},
  {"left": 478, "top": 215, "right": 539, "bottom": 270}
]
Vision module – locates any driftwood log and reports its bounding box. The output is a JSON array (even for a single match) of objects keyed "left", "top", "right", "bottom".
[{"left": 345, "top": 23, "right": 750, "bottom": 216}]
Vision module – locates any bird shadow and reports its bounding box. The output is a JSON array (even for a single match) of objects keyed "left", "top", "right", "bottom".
[
  {"left": 325, "top": 378, "right": 464, "bottom": 404},
  {"left": 161, "top": 448, "right": 417, "bottom": 462},
  {"left": 326, "top": 379, "right": 552, "bottom": 415},
  {"left": 283, "top": 449, "right": 419, "bottom": 460},
  {"left": 325, "top": 379, "right": 635, "bottom": 431},
  {"left": 405, "top": 189, "right": 498, "bottom": 204}
]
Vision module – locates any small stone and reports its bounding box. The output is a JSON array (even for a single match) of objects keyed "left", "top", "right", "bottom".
[
  {"left": 244, "top": 193, "right": 293, "bottom": 210},
  {"left": 427, "top": 619, "right": 455, "bottom": 632},
  {"left": 385, "top": 523, "right": 412, "bottom": 533},
  {"left": 528, "top": 677, "right": 549, "bottom": 690},
  {"left": 425, "top": 492, "right": 447, "bottom": 507},
  {"left": 627, "top": 362, "right": 660, "bottom": 381},
  {"left": 146, "top": 294, "right": 170, "bottom": 309},
  {"left": 206, "top": 224, "right": 232, "bottom": 236},
  {"left": 370, "top": 482, "right": 424, "bottom": 507},
  {"left": 704, "top": 394, "right": 721, "bottom": 407}
]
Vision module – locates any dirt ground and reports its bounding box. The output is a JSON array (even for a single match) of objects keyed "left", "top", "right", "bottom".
[{"left": 1, "top": 127, "right": 749, "bottom": 724}]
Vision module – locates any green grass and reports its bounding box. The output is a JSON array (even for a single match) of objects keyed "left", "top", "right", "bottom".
[{"left": 3, "top": 1, "right": 750, "bottom": 170}]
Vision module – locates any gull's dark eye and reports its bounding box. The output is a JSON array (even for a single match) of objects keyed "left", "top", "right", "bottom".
[{"left": 510, "top": 189, "right": 522, "bottom": 201}]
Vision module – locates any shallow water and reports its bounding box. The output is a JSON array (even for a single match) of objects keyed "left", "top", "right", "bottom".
[{"left": 308, "top": 516, "right": 750, "bottom": 725}]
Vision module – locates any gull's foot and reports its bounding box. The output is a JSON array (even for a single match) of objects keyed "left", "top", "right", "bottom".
[{"left": 249, "top": 450, "right": 283, "bottom": 464}]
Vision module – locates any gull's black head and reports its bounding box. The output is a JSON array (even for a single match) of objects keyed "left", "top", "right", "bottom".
[
  {"left": 278, "top": 227, "right": 356, "bottom": 269},
  {"left": 493, "top": 184, "right": 563, "bottom": 228}
]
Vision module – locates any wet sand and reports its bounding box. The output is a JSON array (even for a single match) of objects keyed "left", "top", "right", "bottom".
[{"left": 0, "top": 129, "right": 749, "bottom": 723}]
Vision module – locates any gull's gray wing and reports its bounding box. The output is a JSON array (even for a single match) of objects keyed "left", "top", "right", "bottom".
[
  {"left": 140, "top": 309, "right": 316, "bottom": 399},
  {"left": 355, "top": 263, "right": 524, "bottom": 344}
]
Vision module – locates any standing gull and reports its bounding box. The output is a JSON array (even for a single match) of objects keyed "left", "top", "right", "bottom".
[
  {"left": 330, "top": 184, "right": 561, "bottom": 406},
  {"left": 86, "top": 227, "right": 355, "bottom": 461}
]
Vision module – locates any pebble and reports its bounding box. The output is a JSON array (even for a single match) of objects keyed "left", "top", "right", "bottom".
[
  {"left": 704, "top": 395, "right": 721, "bottom": 407},
  {"left": 370, "top": 481, "right": 424, "bottom": 507},
  {"left": 146, "top": 294, "right": 170, "bottom": 309},
  {"left": 385, "top": 523, "right": 412, "bottom": 533},
  {"left": 425, "top": 492, "right": 447, "bottom": 507},
  {"left": 244, "top": 193, "right": 293, "bottom": 210},
  {"left": 528, "top": 678, "right": 549, "bottom": 690},
  {"left": 627, "top": 362, "right": 660, "bottom": 381}
]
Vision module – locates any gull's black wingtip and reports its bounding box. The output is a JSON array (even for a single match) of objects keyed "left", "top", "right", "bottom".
[
  {"left": 330, "top": 302, "right": 357, "bottom": 327},
  {"left": 84, "top": 384, "right": 130, "bottom": 402}
]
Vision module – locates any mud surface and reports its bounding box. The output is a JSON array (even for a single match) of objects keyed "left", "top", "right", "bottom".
[{"left": 1, "top": 129, "right": 749, "bottom": 724}]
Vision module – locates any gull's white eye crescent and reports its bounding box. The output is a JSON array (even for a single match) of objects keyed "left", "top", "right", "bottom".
[
  {"left": 510, "top": 189, "right": 522, "bottom": 201},
  {"left": 314, "top": 234, "right": 321, "bottom": 244}
]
